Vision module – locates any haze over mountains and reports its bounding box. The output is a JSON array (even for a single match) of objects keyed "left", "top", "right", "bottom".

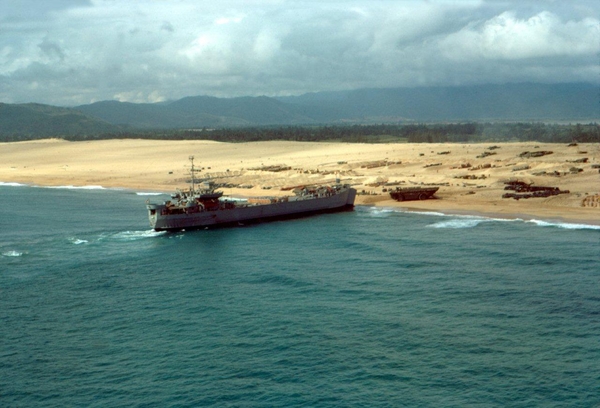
[{"left": 1, "top": 83, "right": 598, "bottom": 139}]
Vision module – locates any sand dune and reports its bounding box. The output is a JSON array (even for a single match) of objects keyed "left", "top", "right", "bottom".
[{"left": 1, "top": 138, "right": 598, "bottom": 224}]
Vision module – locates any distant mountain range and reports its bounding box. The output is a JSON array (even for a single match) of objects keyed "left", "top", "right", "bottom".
[
  {"left": 277, "top": 83, "right": 599, "bottom": 123},
  {"left": 1, "top": 83, "right": 598, "bottom": 139}
]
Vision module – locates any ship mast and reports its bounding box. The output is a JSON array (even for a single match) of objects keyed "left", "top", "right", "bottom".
[{"left": 189, "top": 155, "right": 196, "bottom": 194}]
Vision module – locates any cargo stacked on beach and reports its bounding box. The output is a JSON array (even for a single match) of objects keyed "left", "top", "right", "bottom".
[{"left": 502, "top": 180, "right": 570, "bottom": 200}]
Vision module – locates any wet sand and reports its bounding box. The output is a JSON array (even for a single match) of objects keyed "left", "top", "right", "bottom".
[{"left": 1, "top": 139, "right": 598, "bottom": 224}]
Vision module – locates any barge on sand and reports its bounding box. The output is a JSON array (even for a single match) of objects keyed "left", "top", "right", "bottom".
[{"left": 146, "top": 157, "right": 357, "bottom": 231}]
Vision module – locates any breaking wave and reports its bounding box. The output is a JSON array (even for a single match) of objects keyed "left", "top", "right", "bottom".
[
  {"left": 405, "top": 210, "right": 449, "bottom": 218},
  {"left": 45, "top": 185, "right": 107, "bottom": 190},
  {"left": 69, "top": 238, "right": 89, "bottom": 245},
  {"left": 357, "top": 206, "right": 599, "bottom": 231},
  {"left": 0, "top": 182, "right": 27, "bottom": 187},
  {"left": 356, "top": 206, "right": 396, "bottom": 217},
  {"left": 426, "top": 216, "right": 600, "bottom": 230},
  {"left": 2, "top": 250, "right": 23, "bottom": 257},
  {"left": 428, "top": 218, "right": 490, "bottom": 229},
  {"left": 426, "top": 214, "right": 518, "bottom": 229},
  {"left": 527, "top": 220, "right": 600, "bottom": 231}
]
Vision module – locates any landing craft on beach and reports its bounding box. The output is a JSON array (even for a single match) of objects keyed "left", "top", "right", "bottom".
[
  {"left": 146, "top": 157, "right": 357, "bottom": 231},
  {"left": 389, "top": 186, "right": 439, "bottom": 202}
]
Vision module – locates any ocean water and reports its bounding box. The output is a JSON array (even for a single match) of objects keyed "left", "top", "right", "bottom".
[{"left": 1, "top": 184, "right": 599, "bottom": 407}]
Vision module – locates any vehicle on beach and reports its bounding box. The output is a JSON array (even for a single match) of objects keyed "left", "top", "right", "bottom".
[
  {"left": 389, "top": 186, "right": 439, "bottom": 201},
  {"left": 146, "top": 157, "right": 357, "bottom": 231}
]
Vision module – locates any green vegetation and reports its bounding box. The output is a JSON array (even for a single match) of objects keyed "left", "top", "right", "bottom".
[
  {"left": 3, "top": 122, "right": 597, "bottom": 144},
  {"left": 0, "top": 102, "right": 121, "bottom": 140}
]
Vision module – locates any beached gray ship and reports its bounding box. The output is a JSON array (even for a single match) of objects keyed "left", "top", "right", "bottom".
[{"left": 146, "top": 157, "right": 357, "bottom": 231}]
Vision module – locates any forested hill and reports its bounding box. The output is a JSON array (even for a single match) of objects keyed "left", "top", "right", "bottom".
[
  {"left": 74, "top": 96, "right": 318, "bottom": 128},
  {"left": 0, "top": 103, "right": 121, "bottom": 138}
]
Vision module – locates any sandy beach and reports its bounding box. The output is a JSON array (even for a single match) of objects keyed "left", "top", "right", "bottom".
[{"left": 1, "top": 138, "right": 598, "bottom": 224}]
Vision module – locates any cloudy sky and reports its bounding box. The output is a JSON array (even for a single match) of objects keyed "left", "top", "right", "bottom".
[{"left": 1, "top": 0, "right": 598, "bottom": 106}]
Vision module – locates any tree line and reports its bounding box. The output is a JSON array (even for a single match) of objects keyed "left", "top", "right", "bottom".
[{"left": 1, "top": 122, "right": 599, "bottom": 143}]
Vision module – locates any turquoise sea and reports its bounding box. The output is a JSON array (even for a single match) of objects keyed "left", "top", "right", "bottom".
[{"left": 1, "top": 184, "right": 599, "bottom": 407}]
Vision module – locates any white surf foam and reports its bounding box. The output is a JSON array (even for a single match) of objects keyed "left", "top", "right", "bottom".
[
  {"left": 367, "top": 207, "right": 396, "bottom": 217},
  {"left": 426, "top": 215, "right": 599, "bottom": 230},
  {"left": 359, "top": 206, "right": 464, "bottom": 219},
  {"left": 108, "top": 230, "right": 167, "bottom": 241},
  {"left": 2, "top": 250, "right": 23, "bottom": 257},
  {"left": 44, "top": 185, "right": 106, "bottom": 190},
  {"left": 357, "top": 205, "right": 599, "bottom": 230},
  {"left": 69, "top": 238, "right": 89, "bottom": 245},
  {"left": 136, "top": 192, "right": 165, "bottom": 196},
  {"left": 427, "top": 218, "right": 489, "bottom": 229},
  {"left": 527, "top": 220, "right": 600, "bottom": 231},
  {"left": 0, "top": 182, "right": 28, "bottom": 187},
  {"left": 407, "top": 210, "right": 451, "bottom": 218},
  {"left": 426, "top": 213, "right": 520, "bottom": 229}
]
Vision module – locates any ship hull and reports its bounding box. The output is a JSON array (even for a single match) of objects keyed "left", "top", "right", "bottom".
[{"left": 148, "top": 187, "right": 356, "bottom": 231}]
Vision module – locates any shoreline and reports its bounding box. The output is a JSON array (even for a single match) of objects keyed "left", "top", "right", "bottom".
[
  {"left": 395, "top": 204, "right": 600, "bottom": 227},
  {"left": 2, "top": 180, "right": 599, "bottom": 228},
  {"left": 366, "top": 197, "right": 600, "bottom": 226},
  {"left": 0, "top": 139, "right": 598, "bottom": 225}
]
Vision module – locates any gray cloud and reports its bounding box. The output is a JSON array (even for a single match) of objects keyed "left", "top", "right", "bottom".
[
  {"left": 161, "top": 21, "right": 175, "bottom": 33},
  {"left": 0, "top": 0, "right": 92, "bottom": 22},
  {"left": 0, "top": 0, "right": 598, "bottom": 105}
]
